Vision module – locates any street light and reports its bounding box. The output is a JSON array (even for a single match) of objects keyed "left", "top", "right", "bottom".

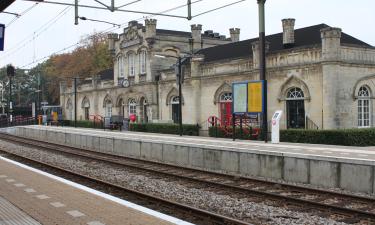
[
  {"left": 79, "top": 16, "right": 121, "bottom": 27},
  {"left": 6, "top": 65, "right": 15, "bottom": 123},
  {"left": 155, "top": 53, "right": 204, "bottom": 136}
]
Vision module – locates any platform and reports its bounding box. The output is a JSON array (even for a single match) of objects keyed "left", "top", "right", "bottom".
[
  {"left": 3, "top": 125, "right": 375, "bottom": 194},
  {"left": 0, "top": 156, "right": 192, "bottom": 225}
]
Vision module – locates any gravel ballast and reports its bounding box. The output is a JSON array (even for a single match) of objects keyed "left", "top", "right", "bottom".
[{"left": 0, "top": 140, "right": 361, "bottom": 225}]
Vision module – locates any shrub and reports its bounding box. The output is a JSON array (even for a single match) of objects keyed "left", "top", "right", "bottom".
[
  {"left": 60, "top": 120, "right": 103, "bottom": 129},
  {"left": 129, "top": 123, "right": 199, "bottom": 136},
  {"left": 280, "top": 128, "right": 375, "bottom": 146}
]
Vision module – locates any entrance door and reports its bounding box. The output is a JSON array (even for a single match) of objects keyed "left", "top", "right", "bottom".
[
  {"left": 287, "top": 100, "right": 305, "bottom": 128},
  {"left": 172, "top": 104, "right": 179, "bottom": 123},
  {"left": 220, "top": 102, "right": 232, "bottom": 126}
]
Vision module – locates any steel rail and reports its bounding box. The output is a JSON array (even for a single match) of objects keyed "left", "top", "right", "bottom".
[
  {"left": 0, "top": 148, "right": 251, "bottom": 225},
  {"left": 1, "top": 133, "right": 375, "bottom": 223}
]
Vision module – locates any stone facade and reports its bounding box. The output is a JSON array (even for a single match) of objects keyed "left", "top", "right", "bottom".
[{"left": 60, "top": 19, "right": 375, "bottom": 131}]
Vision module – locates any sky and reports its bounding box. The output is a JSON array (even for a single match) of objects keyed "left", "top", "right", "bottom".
[{"left": 0, "top": 0, "right": 374, "bottom": 69}]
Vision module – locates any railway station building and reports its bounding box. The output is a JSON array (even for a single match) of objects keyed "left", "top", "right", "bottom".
[{"left": 60, "top": 18, "right": 375, "bottom": 131}]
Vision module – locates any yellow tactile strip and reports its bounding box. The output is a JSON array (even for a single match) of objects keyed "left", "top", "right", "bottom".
[{"left": 0, "top": 158, "right": 175, "bottom": 225}]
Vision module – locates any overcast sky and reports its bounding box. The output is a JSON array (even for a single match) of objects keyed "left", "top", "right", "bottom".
[{"left": 0, "top": 0, "right": 374, "bottom": 69}]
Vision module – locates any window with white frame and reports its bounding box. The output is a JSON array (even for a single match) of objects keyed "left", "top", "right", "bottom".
[
  {"left": 128, "top": 98, "right": 137, "bottom": 116},
  {"left": 139, "top": 50, "right": 147, "bottom": 74},
  {"left": 219, "top": 92, "right": 233, "bottom": 102},
  {"left": 358, "top": 86, "right": 371, "bottom": 128},
  {"left": 105, "top": 102, "right": 112, "bottom": 117},
  {"left": 128, "top": 53, "right": 135, "bottom": 77},
  {"left": 118, "top": 56, "right": 124, "bottom": 77}
]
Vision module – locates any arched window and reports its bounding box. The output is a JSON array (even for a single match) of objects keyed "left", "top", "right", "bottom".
[
  {"left": 358, "top": 86, "right": 371, "bottom": 128},
  {"left": 171, "top": 96, "right": 179, "bottom": 123},
  {"left": 128, "top": 98, "right": 137, "bottom": 116},
  {"left": 287, "top": 87, "right": 304, "bottom": 99},
  {"left": 286, "top": 87, "right": 305, "bottom": 129},
  {"left": 139, "top": 50, "right": 147, "bottom": 74},
  {"left": 66, "top": 99, "right": 73, "bottom": 120},
  {"left": 118, "top": 56, "right": 124, "bottom": 77},
  {"left": 82, "top": 97, "right": 90, "bottom": 120},
  {"left": 219, "top": 92, "right": 232, "bottom": 125},
  {"left": 128, "top": 53, "right": 135, "bottom": 77},
  {"left": 219, "top": 92, "right": 233, "bottom": 102},
  {"left": 104, "top": 98, "right": 112, "bottom": 118}
]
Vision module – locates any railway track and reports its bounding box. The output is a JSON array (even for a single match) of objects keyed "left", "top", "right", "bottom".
[
  {"left": 1, "top": 133, "right": 375, "bottom": 224},
  {"left": 0, "top": 146, "right": 249, "bottom": 225}
]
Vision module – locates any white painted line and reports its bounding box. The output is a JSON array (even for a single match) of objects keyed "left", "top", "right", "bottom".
[
  {"left": 36, "top": 194, "right": 50, "bottom": 200},
  {"left": 50, "top": 202, "right": 65, "bottom": 208},
  {"left": 340, "top": 152, "right": 349, "bottom": 155},
  {"left": 358, "top": 154, "right": 369, "bottom": 157},
  {"left": 308, "top": 150, "right": 316, "bottom": 152},
  {"left": 324, "top": 151, "right": 333, "bottom": 154},
  {"left": 24, "top": 188, "right": 36, "bottom": 193},
  {"left": 14, "top": 183, "right": 26, "bottom": 187},
  {"left": 87, "top": 221, "right": 105, "bottom": 225},
  {"left": 0, "top": 175, "right": 7, "bottom": 178},
  {"left": 66, "top": 210, "right": 85, "bottom": 218},
  {"left": 0, "top": 156, "right": 194, "bottom": 225},
  {"left": 5, "top": 178, "right": 15, "bottom": 182}
]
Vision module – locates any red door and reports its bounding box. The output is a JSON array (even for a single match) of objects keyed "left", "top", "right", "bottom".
[{"left": 220, "top": 102, "right": 232, "bottom": 126}]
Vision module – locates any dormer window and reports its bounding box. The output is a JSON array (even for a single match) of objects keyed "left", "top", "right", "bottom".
[
  {"left": 118, "top": 56, "right": 124, "bottom": 77},
  {"left": 140, "top": 50, "right": 147, "bottom": 74},
  {"left": 128, "top": 53, "right": 135, "bottom": 77}
]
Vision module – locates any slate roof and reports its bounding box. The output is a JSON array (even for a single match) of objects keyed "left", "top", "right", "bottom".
[{"left": 197, "top": 24, "right": 372, "bottom": 62}]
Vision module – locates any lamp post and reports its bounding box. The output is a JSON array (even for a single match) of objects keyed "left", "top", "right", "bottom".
[
  {"left": 257, "top": 0, "right": 268, "bottom": 142},
  {"left": 6, "top": 65, "right": 15, "bottom": 123},
  {"left": 154, "top": 54, "right": 186, "bottom": 136}
]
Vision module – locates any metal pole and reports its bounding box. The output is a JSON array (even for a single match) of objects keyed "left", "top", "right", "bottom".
[
  {"left": 9, "top": 76, "right": 12, "bottom": 124},
  {"left": 74, "top": 77, "right": 77, "bottom": 128},
  {"left": 37, "top": 74, "right": 40, "bottom": 117},
  {"left": 178, "top": 57, "right": 183, "bottom": 136},
  {"left": 257, "top": 0, "right": 267, "bottom": 142}
]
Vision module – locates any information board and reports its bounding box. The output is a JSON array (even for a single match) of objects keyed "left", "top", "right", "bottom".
[
  {"left": 232, "top": 83, "right": 247, "bottom": 113},
  {"left": 248, "top": 82, "right": 263, "bottom": 113},
  {"left": 232, "top": 80, "right": 264, "bottom": 114}
]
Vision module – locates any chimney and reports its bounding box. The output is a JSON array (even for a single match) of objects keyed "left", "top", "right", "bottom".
[
  {"left": 107, "top": 33, "right": 118, "bottom": 55},
  {"left": 251, "top": 40, "right": 270, "bottom": 68},
  {"left": 191, "top": 24, "right": 202, "bottom": 51},
  {"left": 320, "top": 27, "right": 342, "bottom": 61},
  {"left": 282, "top": 18, "right": 295, "bottom": 47},
  {"left": 145, "top": 19, "right": 157, "bottom": 38},
  {"left": 229, "top": 28, "right": 240, "bottom": 42}
]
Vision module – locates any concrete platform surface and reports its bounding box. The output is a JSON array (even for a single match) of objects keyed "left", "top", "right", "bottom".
[
  {"left": 0, "top": 156, "right": 192, "bottom": 225},
  {"left": 16, "top": 125, "right": 375, "bottom": 164}
]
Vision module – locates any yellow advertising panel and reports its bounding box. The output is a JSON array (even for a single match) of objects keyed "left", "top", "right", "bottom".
[{"left": 247, "top": 82, "right": 263, "bottom": 113}]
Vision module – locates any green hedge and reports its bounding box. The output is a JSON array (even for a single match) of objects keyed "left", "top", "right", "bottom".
[
  {"left": 61, "top": 120, "right": 103, "bottom": 129},
  {"left": 208, "top": 126, "right": 260, "bottom": 140},
  {"left": 130, "top": 123, "right": 199, "bottom": 136},
  {"left": 280, "top": 128, "right": 375, "bottom": 146}
]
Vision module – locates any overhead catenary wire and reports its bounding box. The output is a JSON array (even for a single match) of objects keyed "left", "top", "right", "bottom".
[
  {"left": 6, "top": 2, "right": 39, "bottom": 27},
  {"left": 17, "top": 0, "right": 245, "bottom": 69},
  {"left": 18, "top": 0, "right": 208, "bottom": 69},
  {"left": 2, "top": 4, "right": 73, "bottom": 60}
]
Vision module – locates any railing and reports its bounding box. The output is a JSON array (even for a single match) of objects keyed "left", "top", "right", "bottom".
[
  {"left": 305, "top": 116, "right": 319, "bottom": 130},
  {"left": 0, "top": 116, "right": 37, "bottom": 128},
  {"left": 207, "top": 115, "right": 261, "bottom": 139}
]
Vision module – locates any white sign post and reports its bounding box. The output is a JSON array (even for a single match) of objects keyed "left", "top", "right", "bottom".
[{"left": 271, "top": 110, "right": 283, "bottom": 144}]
